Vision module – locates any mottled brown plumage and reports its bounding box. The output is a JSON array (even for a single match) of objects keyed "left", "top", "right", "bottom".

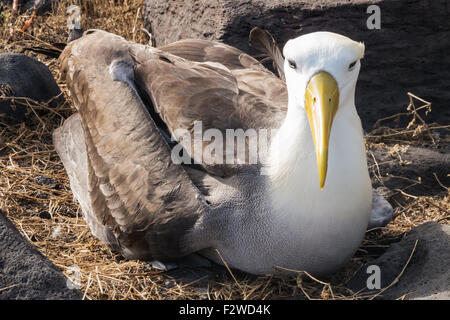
[{"left": 55, "top": 29, "right": 288, "bottom": 261}]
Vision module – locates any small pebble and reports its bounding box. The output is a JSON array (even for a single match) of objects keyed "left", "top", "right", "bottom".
[
  {"left": 34, "top": 175, "right": 58, "bottom": 188},
  {"left": 38, "top": 211, "right": 51, "bottom": 219}
]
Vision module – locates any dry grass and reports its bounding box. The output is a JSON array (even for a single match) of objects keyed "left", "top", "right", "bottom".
[
  {"left": 365, "top": 93, "right": 449, "bottom": 234},
  {"left": 0, "top": 0, "right": 449, "bottom": 300}
]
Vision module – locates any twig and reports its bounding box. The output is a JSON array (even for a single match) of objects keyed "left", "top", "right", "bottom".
[
  {"left": 20, "top": 4, "right": 38, "bottom": 33},
  {"left": 82, "top": 272, "right": 92, "bottom": 300},
  {"left": 0, "top": 94, "right": 68, "bottom": 119},
  {"left": 16, "top": 30, "right": 63, "bottom": 52},
  {"left": 437, "top": 216, "right": 450, "bottom": 222},
  {"left": 132, "top": 7, "right": 140, "bottom": 42},
  {"left": 393, "top": 200, "right": 419, "bottom": 219},
  {"left": 369, "top": 151, "right": 384, "bottom": 186},
  {"left": 0, "top": 283, "right": 20, "bottom": 292},
  {"left": 433, "top": 173, "right": 449, "bottom": 191},
  {"left": 215, "top": 249, "right": 242, "bottom": 292},
  {"left": 394, "top": 189, "right": 419, "bottom": 199},
  {"left": 369, "top": 239, "right": 418, "bottom": 300},
  {"left": 367, "top": 125, "right": 449, "bottom": 139},
  {"left": 425, "top": 199, "right": 450, "bottom": 216},
  {"left": 9, "top": 0, "right": 19, "bottom": 38},
  {"left": 272, "top": 265, "right": 338, "bottom": 300},
  {"left": 95, "top": 266, "right": 103, "bottom": 295}
]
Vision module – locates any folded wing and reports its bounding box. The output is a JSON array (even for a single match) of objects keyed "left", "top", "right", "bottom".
[{"left": 55, "top": 29, "right": 288, "bottom": 260}]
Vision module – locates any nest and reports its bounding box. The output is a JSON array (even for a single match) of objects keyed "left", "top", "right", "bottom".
[{"left": 0, "top": 0, "right": 449, "bottom": 300}]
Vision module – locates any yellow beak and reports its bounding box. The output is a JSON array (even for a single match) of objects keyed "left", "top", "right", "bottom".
[{"left": 305, "top": 71, "right": 339, "bottom": 190}]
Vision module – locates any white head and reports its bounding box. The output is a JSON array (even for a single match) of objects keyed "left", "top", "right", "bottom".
[{"left": 282, "top": 32, "right": 365, "bottom": 189}]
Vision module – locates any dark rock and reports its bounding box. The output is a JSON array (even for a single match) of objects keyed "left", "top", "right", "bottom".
[
  {"left": 368, "top": 187, "right": 393, "bottom": 229},
  {"left": 0, "top": 53, "right": 62, "bottom": 121},
  {"left": 20, "top": 0, "right": 59, "bottom": 13},
  {"left": 0, "top": 0, "right": 62, "bottom": 14},
  {"left": 0, "top": 210, "right": 81, "bottom": 300},
  {"left": 38, "top": 211, "right": 51, "bottom": 219},
  {"left": 34, "top": 175, "right": 58, "bottom": 188},
  {"left": 370, "top": 145, "right": 450, "bottom": 196},
  {"left": 143, "top": 0, "right": 450, "bottom": 130},
  {"left": 347, "top": 222, "right": 450, "bottom": 300}
]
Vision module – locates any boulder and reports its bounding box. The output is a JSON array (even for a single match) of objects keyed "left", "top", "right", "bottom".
[
  {"left": 143, "top": 0, "right": 450, "bottom": 129},
  {"left": 0, "top": 53, "right": 62, "bottom": 121},
  {"left": 0, "top": 210, "right": 81, "bottom": 300},
  {"left": 0, "top": 0, "right": 62, "bottom": 14},
  {"left": 347, "top": 222, "right": 450, "bottom": 300},
  {"left": 370, "top": 145, "right": 450, "bottom": 196}
]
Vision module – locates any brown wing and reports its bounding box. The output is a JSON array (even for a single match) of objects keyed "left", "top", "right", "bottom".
[
  {"left": 56, "top": 29, "right": 287, "bottom": 260},
  {"left": 159, "top": 38, "right": 287, "bottom": 106},
  {"left": 159, "top": 39, "right": 253, "bottom": 70},
  {"left": 57, "top": 30, "right": 208, "bottom": 260}
]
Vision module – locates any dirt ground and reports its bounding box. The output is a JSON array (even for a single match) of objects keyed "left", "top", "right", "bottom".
[{"left": 0, "top": 0, "right": 448, "bottom": 299}]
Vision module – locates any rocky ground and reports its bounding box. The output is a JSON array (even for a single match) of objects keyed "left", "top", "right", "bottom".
[
  {"left": 0, "top": 0, "right": 448, "bottom": 300},
  {"left": 144, "top": 0, "right": 450, "bottom": 129},
  {"left": 0, "top": 210, "right": 81, "bottom": 299}
]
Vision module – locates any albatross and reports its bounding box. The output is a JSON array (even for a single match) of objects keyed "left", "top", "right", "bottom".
[{"left": 54, "top": 28, "right": 392, "bottom": 276}]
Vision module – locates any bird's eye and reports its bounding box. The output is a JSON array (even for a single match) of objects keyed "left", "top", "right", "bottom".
[
  {"left": 348, "top": 60, "right": 357, "bottom": 71},
  {"left": 288, "top": 60, "right": 297, "bottom": 69}
]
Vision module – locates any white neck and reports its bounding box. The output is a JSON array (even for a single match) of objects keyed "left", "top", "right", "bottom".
[{"left": 265, "top": 92, "right": 372, "bottom": 221}]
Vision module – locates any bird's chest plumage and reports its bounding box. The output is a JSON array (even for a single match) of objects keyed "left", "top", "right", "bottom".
[
  {"left": 209, "top": 175, "right": 371, "bottom": 276},
  {"left": 201, "top": 118, "right": 372, "bottom": 275}
]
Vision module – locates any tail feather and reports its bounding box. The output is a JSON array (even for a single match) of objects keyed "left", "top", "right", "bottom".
[{"left": 249, "top": 27, "right": 285, "bottom": 80}]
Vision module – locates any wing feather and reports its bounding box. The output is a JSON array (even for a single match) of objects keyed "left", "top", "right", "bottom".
[
  {"left": 249, "top": 27, "right": 285, "bottom": 80},
  {"left": 132, "top": 41, "right": 287, "bottom": 176},
  {"left": 56, "top": 29, "right": 288, "bottom": 260},
  {"left": 57, "top": 30, "right": 206, "bottom": 260}
]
